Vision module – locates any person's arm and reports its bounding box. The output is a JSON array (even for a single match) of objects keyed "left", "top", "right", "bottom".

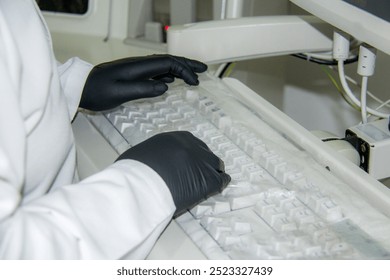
[
  {"left": 58, "top": 55, "right": 207, "bottom": 116},
  {"left": 117, "top": 131, "right": 231, "bottom": 217},
  {"left": 79, "top": 54, "right": 207, "bottom": 111},
  {"left": 0, "top": 160, "right": 175, "bottom": 259},
  {"left": 57, "top": 57, "right": 93, "bottom": 119},
  {"left": 2, "top": 52, "right": 175, "bottom": 259},
  {"left": 58, "top": 55, "right": 207, "bottom": 115},
  {"left": 0, "top": 131, "right": 231, "bottom": 259},
  {"left": 1, "top": 67, "right": 228, "bottom": 259}
]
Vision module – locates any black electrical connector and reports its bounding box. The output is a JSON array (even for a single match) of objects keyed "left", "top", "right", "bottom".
[
  {"left": 388, "top": 117, "right": 390, "bottom": 131},
  {"left": 344, "top": 131, "right": 370, "bottom": 173}
]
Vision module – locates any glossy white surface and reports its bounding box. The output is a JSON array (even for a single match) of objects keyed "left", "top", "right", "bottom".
[
  {"left": 167, "top": 15, "right": 333, "bottom": 64},
  {"left": 291, "top": 0, "right": 390, "bottom": 55}
]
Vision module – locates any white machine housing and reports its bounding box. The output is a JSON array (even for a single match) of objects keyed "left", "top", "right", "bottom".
[
  {"left": 347, "top": 119, "right": 390, "bottom": 180},
  {"left": 290, "top": 0, "right": 390, "bottom": 56},
  {"left": 167, "top": 15, "right": 332, "bottom": 64},
  {"left": 290, "top": 0, "right": 390, "bottom": 179}
]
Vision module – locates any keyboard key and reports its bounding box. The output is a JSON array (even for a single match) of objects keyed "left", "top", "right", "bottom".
[{"left": 87, "top": 76, "right": 390, "bottom": 260}]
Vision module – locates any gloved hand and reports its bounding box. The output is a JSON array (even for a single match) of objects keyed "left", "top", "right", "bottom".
[
  {"left": 80, "top": 55, "right": 208, "bottom": 111},
  {"left": 116, "top": 131, "right": 231, "bottom": 217}
]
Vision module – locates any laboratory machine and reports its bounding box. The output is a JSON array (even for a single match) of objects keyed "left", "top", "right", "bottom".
[{"left": 40, "top": 0, "right": 390, "bottom": 259}]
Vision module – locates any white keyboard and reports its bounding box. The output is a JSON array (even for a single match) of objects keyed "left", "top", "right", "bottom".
[{"left": 86, "top": 74, "right": 390, "bottom": 259}]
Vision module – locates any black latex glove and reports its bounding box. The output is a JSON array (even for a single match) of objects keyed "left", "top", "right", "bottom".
[
  {"left": 80, "top": 55, "right": 208, "bottom": 111},
  {"left": 116, "top": 131, "right": 231, "bottom": 217}
]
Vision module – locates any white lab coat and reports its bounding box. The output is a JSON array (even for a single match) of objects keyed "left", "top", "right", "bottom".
[{"left": 0, "top": 0, "right": 175, "bottom": 259}]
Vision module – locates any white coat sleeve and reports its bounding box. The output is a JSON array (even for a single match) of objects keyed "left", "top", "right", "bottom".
[
  {"left": 57, "top": 57, "right": 93, "bottom": 120},
  {"left": 0, "top": 0, "right": 177, "bottom": 260},
  {"left": 0, "top": 159, "right": 176, "bottom": 259},
  {"left": 0, "top": 53, "right": 176, "bottom": 259}
]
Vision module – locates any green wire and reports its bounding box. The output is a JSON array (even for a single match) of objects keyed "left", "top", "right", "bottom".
[
  {"left": 320, "top": 65, "right": 361, "bottom": 111},
  {"left": 222, "top": 62, "right": 236, "bottom": 78}
]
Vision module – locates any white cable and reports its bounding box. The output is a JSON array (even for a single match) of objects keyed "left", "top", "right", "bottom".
[
  {"left": 303, "top": 51, "right": 356, "bottom": 61},
  {"left": 333, "top": 31, "right": 350, "bottom": 60},
  {"left": 343, "top": 74, "right": 390, "bottom": 109},
  {"left": 357, "top": 44, "right": 376, "bottom": 77},
  {"left": 220, "top": 0, "right": 227, "bottom": 19},
  {"left": 303, "top": 52, "right": 333, "bottom": 60},
  {"left": 361, "top": 76, "right": 368, "bottom": 123},
  {"left": 376, "top": 99, "right": 390, "bottom": 110},
  {"left": 337, "top": 60, "right": 389, "bottom": 118},
  {"left": 330, "top": 33, "right": 388, "bottom": 121},
  {"left": 357, "top": 44, "right": 378, "bottom": 123}
]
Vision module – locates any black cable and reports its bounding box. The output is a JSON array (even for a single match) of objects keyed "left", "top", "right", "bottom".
[
  {"left": 292, "top": 53, "right": 358, "bottom": 65},
  {"left": 218, "top": 62, "right": 232, "bottom": 78},
  {"left": 322, "top": 137, "right": 345, "bottom": 142}
]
